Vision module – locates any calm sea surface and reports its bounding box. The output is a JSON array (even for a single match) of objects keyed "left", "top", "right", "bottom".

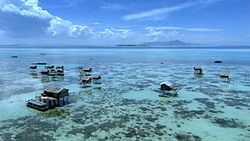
[{"left": 0, "top": 47, "right": 250, "bottom": 141}]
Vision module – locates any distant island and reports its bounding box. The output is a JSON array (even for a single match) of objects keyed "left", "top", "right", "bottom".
[
  {"left": 117, "top": 40, "right": 193, "bottom": 47},
  {"left": 143, "top": 40, "right": 191, "bottom": 46},
  {"left": 116, "top": 44, "right": 146, "bottom": 47}
]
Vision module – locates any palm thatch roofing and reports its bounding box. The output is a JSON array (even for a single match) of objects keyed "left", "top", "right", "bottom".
[
  {"left": 220, "top": 73, "right": 229, "bottom": 78},
  {"left": 44, "top": 86, "right": 66, "bottom": 94},
  {"left": 82, "top": 68, "right": 92, "bottom": 72},
  {"left": 193, "top": 66, "right": 202, "bottom": 70},
  {"left": 160, "top": 81, "right": 175, "bottom": 91},
  {"left": 92, "top": 75, "right": 101, "bottom": 80},
  {"left": 43, "top": 86, "right": 69, "bottom": 98}
]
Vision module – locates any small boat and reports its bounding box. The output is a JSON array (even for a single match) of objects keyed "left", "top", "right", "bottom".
[
  {"left": 214, "top": 60, "right": 223, "bottom": 63},
  {"left": 159, "top": 81, "right": 178, "bottom": 97},
  {"left": 26, "top": 99, "right": 49, "bottom": 111},
  {"left": 11, "top": 56, "right": 18, "bottom": 58}
]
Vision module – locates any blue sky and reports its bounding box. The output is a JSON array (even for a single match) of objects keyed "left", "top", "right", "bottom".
[{"left": 0, "top": 0, "right": 250, "bottom": 45}]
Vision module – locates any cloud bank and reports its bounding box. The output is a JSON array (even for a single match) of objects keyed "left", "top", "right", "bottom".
[
  {"left": 0, "top": 0, "right": 132, "bottom": 44},
  {"left": 0, "top": 0, "right": 92, "bottom": 38},
  {"left": 0, "top": 0, "right": 241, "bottom": 45}
]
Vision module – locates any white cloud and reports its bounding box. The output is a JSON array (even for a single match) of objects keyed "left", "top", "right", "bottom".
[
  {"left": 47, "top": 17, "right": 93, "bottom": 37},
  {"left": 0, "top": 0, "right": 136, "bottom": 44},
  {"left": 101, "top": 3, "right": 126, "bottom": 11},
  {"left": 148, "top": 26, "right": 221, "bottom": 32},
  {"left": 146, "top": 26, "right": 183, "bottom": 41},
  {"left": 1, "top": 0, "right": 52, "bottom": 19},
  {"left": 123, "top": 0, "right": 221, "bottom": 21},
  {"left": 0, "top": 0, "right": 93, "bottom": 38},
  {"left": 97, "top": 28, "right": 131, "bottom": 40}
]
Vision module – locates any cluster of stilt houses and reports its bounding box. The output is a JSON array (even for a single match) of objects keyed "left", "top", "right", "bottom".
[
  {"left": 29, "top": 63, "right": 65, "bottom": 82},
  {"left": 79, "top": 67, "right": 102, "bottom": 87},
  {"left": 160, "top": 66, "right": 230, "bottom": 97},
  {"left": 27, "top": 63, "right": 67, "bottom": 111},
  {"left": 27, "top": 61, "right": 232, "bottom": 111},
  {"left": 27, "top": 64, "right": 102, "bottom": 111}
]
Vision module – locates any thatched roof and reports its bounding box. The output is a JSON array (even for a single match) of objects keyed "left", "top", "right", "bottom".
[
  {"left": 56, "top": 66, "right": 64, "bottom": 69},
  {"left": 82, "top": 68, "right": 92, "bottom": 72},
  {"left": 30, "top": 65, "right": 37, "bottom": 69},
  {"left": 32, "top": 62, "right": 47, "bottom": 65},
  {"left": 160, "top": 81, "right": 174, "bottom": 87},
  {"left": 220, "top": 73, "right": 229, "bottom": 77},
  {"left": 193, "top": 66, "right": 202, "bottom": 70},
  {"left": 44, "top": 86, "right": 66, "bottom": 94},
  {"left": 92, "top": 75, "right": 101, "bottom": 80},
  {"left": 80, "top": 77, "right": 91, "bottom": 82},
  {"left": 45, "top": 65, "right": 54, "bottom": 69}
]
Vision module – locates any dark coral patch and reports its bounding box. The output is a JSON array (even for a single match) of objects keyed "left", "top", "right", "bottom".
[
  {"left": 194, "top": 98, "right": 216, "bottom": 109},
  {"left": 212, "top": 117, "right": 246, "bottom": 128},
  {"left": 174, "top": 110, "right": 205, "bottom": 119},
  {"left": 175, "top": 133, "right": 202, "bottom": 141},
  {"left": 0, "top": 116, "right": 58, "bottom": 141}
]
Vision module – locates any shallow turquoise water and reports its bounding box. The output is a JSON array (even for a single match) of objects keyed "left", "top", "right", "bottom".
[{"left": 0, "top": 48, "right": 250, "bottom": 141}]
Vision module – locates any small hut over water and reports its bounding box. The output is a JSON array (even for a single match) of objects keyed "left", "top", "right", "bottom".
[
  {"left": 27, "top": 86, "right": 69, "bottom": 111},
  {"left": 80, "top": 77, "right": 92, "bottom": 85},
  {"left": 80, "top": 67, "right": 92, "bottom": 76},
  {"left": 56, "top": 66, "right": 64, "bottom": 75},
  {"left": 220, "top": 73, "right": 230, "bottom": 82},
  {"left": 30, "top": 65, "right": 37, "bottom": 70},
  {"left": 193, "top": 67, "right": 203, "bottom": 75},
  {"left": 160, "top": 81, "right": 175, "bottom": 91},
  {"left": 40, "top": 69, "right": 50, "bottom": 75},
  {"left": 92, "top": 75, "right": 102, "bottom": 84},
  {"left": 41, "top": 86, "right": 69, "bottom": 106},
  {"left": 159, "top": 81, "right": 178, "bottom": 97},
  {"left": 45, "top": 65, "right": 54, "bottom": 69},
  {"left": 56, "top": 66, "right": 64, "bottom": 70}
]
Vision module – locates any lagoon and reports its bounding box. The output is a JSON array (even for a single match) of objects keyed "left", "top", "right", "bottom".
[{"left": 0, "top": 47, "right": 250, "bottom": 141}]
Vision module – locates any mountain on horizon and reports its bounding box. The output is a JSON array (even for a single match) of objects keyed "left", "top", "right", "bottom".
[{"left": 143, "top": 40, "right": 191, "bottom": 46}]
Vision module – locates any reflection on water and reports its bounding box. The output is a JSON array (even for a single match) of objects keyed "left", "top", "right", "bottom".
[{"left": 0, "top": 48, "right": 250, "bottom": 141}]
